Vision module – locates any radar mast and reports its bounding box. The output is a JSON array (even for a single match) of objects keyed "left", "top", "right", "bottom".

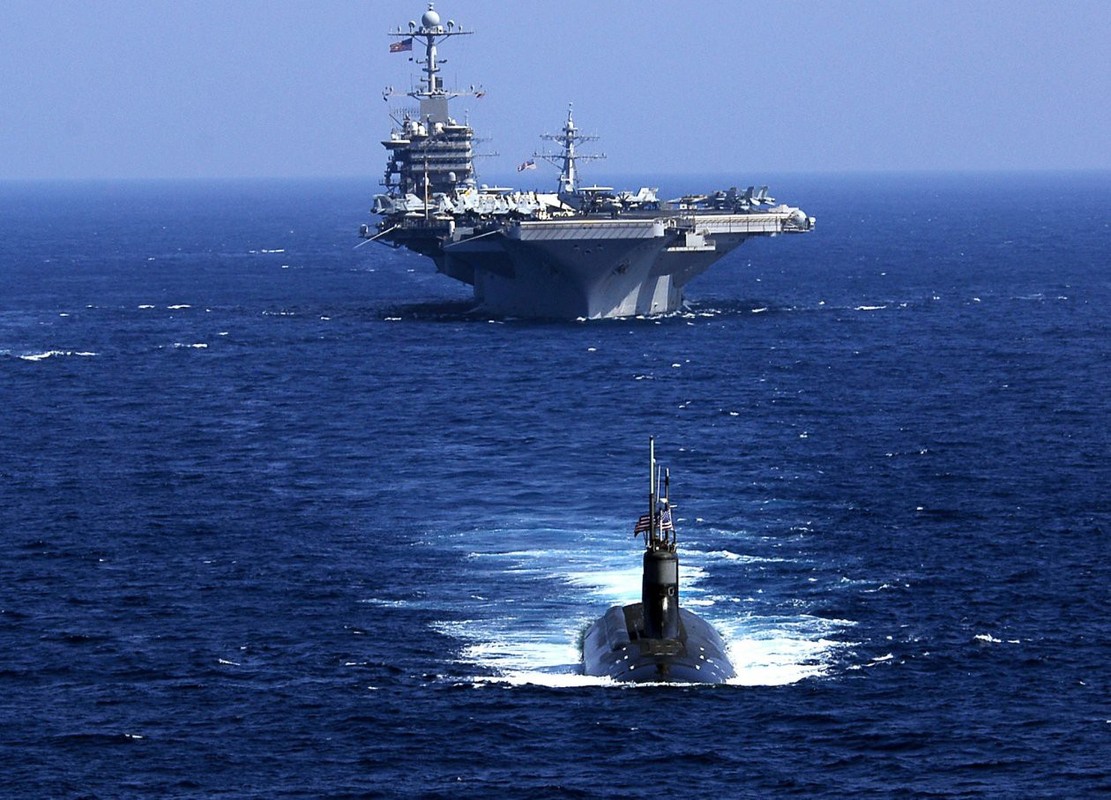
[
  {"left": 389, "top": 3, "right": 473, "bottom": 124},
  {"left": 536, "top": 104, "right": 605, "bottom": 197}
]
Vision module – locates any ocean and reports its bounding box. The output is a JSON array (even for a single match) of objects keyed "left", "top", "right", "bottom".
[{"left": 1, "top": 173, "right": 1107, "bottom": 798}]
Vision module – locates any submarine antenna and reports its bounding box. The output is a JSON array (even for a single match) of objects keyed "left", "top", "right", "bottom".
[
  {"left": 640, "top": 437, "right": 681, "bottom": 640},
  {"left": 656, "top": 466, "right": 664, "bottom": 547},
  {"left": 664, "top": 467, "right": 674, "bottom": 547},
  {"left": 648, "top": 436, "right": 656, "bottom": 541}
]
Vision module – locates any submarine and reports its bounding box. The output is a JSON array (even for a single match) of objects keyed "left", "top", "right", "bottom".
[{"left": 582, "top": 439, "right": 736, "bottom": 683}]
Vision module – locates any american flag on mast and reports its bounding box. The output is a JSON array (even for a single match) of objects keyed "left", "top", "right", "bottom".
[
  {"left": 389, "top": 37, "right": 413, "bottom": 53},
  {"left": 633, "top": 514, "right": 652, "bottom": 535}
]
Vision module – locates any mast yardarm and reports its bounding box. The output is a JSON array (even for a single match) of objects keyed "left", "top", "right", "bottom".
[{"left": 388, "top": 3, "right": 473, "bottom": 124}]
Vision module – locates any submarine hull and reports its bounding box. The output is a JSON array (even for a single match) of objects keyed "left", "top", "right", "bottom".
[{"left": 582, "top": 603, "right": 735, "bottom": 684}]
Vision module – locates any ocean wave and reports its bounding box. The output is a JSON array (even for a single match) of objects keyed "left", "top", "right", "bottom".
[
  {"left": 17, "top": 350, "right": 97, "bottom": 362},
  {"left": 472, "top": 671, "right": 617, "bottom": 688},
  {"left": 705, "top": 549, "right": 789, "bottom": 564},
  {"left": 973, "top": 633, "right": 1022, "bottom": 645},
  {"left": 717, "top": 615, "right": 855, "bottom": 686}
]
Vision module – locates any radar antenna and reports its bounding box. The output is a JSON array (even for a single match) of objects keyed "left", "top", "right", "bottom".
[
  {"left": 387, "top": 3, "right": 477, "bottom": 123},
  {"left": 535, "top": 104, "right": 606, "bottom": 196}
]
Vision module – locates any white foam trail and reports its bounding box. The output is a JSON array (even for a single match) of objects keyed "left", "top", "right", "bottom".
[
  {"left": 474, "top": 671, "right": 617, "bottom": 688},
  {"left": 18, "top": 350, "right": 97, "bottom": 361},
  {"left": 433, "top": 526, "right": 854, "bottom": 688},
  {"left": 706, "top": 549, "right": 788, "bottom": 564},
  {"left": 564, "top": 565, "right": 642, "bottom": 603},
  {"left": 974, "top": 632, "right": 1021, "bottom": 644},
  {"left": 718, "top": 617, "right": 849, "bottom": 686}
]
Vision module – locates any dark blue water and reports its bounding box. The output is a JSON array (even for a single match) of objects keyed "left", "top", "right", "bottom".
[{"left": 1, "top": 174, "right": 1108, "bottom": 798}]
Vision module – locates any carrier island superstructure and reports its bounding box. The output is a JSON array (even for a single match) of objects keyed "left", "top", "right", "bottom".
[{"left": 360, "top": 4, "right": 815, "bottom": 319}]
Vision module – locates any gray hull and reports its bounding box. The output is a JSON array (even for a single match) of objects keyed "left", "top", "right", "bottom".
[
  {"left": 440, "top": 212, "right": 805, "bottom": 319},
  {"left": 582, "top": 603, "right": 735, "bottom": 683}
]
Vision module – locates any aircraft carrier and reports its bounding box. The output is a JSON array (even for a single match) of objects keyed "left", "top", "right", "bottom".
[{"left": 360, "top": 4, "right": 815, "bottom": 319}]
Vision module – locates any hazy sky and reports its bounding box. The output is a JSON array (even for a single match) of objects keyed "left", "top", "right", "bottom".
[{"left": 2, "top": 0, "right": 1109, "bottom": 180}]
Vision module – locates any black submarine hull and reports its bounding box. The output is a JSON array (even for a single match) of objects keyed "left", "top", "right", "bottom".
[{"left": 582, "top": 603, "right": 735, "bottom": 683}]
